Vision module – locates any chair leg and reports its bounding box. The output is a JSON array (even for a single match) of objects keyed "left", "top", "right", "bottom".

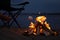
[
  {"left": 9, "top": 12, "right": 21, "bottom": 28},
  {"left": 7, "top": 7, "right": 24, "bottom": 28}
]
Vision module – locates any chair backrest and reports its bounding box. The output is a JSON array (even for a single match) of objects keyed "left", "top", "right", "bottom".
[{"left": 0, "top": 0, "right": 10, "bottom": 11}]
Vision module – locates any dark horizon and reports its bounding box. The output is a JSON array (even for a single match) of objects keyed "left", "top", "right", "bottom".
[
  {"left": 0, "top": 0, "right": 60, "bottom": 29},
  {"left": 11, "top": 0, "right": 60, "bottom": 13}
]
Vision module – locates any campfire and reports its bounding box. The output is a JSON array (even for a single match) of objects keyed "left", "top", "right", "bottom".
[{"left": 24, "top": 16, "right": 58, "bottom": 36}]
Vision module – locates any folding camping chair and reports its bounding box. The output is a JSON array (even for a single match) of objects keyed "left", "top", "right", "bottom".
[
  {"left": 0, "top": 7, "right": 24, "bottom": 28},
  {"left": 0, "top": 0, "right": 29, "bottom": 28},
  {"left": 7, "top": 1, "right": 29, "bottom": 28},
  {"left": 9, "top": 1, "right": 29, "bottom": 27}
]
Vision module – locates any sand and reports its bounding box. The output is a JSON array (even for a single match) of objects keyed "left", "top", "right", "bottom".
[{"left": 0, "top": 27, "right": 60, "bottom": 40}]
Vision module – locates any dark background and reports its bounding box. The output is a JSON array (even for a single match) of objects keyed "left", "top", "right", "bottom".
[
  {"left": 11, "top": 0, "right": 60, "bottom": 13},
  {"left": 0, "top": 0, "right": 60, "bottom": 30}
]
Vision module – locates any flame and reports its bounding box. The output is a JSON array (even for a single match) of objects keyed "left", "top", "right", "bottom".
[
  {"left": 33, "top": 28, "right": 36, "bottom": 35},
  {"left": 36, "top": 16, "right": 51, "bottom": 30},
  {"left": 45, "top": 22, "right": 51, "bottom": 30},
  {"left": 36, "top": 16, "right": 46, "bottom": 22},
  {"left": 29, "top": 22, "right": 35, "bottom": 28},
  {"left": 29, "top": 22, "right": 36, "bottom": 32},
  {"left": 33, "top": 28, "right": 36, "bottom": 32},
  {"left": 28, "top": 16, "right": 51, "bottom": 35},
  {"left": 29, "top": 22, "right": 37, "bottom": 35}
]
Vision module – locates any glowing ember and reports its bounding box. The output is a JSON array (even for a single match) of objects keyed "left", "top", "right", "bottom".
[
  {"left": 54, "top": 32, "right": 58, "bottom": 36},
  {"left": 40, "top": 29, "right": 43, "bottom": 33}
]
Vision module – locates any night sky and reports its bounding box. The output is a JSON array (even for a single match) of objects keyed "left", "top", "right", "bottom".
[{"left": 11, "top": 0, "right": 60, "bottom": 13}]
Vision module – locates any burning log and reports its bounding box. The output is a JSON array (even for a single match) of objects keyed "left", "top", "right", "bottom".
[
  {"left": 24, "top": 16, "right": 58, "bottom": 36},
  {"left": 43, "top": 30, "right": 50, "bottom": 36}
]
